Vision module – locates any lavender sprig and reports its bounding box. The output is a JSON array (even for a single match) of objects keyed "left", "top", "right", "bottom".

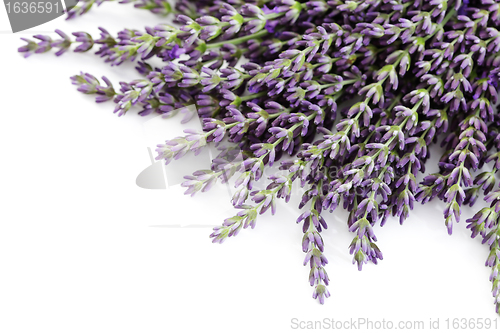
[{"left": 19, "top": 0, "right": 500, "bottom": 313}]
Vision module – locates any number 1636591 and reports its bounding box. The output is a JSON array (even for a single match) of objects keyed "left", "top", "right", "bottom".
[{"left": 5, "top": 1, "right": 60, "bottom": 14}]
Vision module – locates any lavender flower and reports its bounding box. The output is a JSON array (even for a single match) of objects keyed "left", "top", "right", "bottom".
[{"left": 19, "top": 0, "right": 500, "bottom": 313}]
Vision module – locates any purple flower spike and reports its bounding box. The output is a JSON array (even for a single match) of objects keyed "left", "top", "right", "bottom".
[
  {"left": 19, "top": 0, "right": 500, "bottom": 314},
  {"left": 72, "top": 32, "right": 94, "bottom": 52}
]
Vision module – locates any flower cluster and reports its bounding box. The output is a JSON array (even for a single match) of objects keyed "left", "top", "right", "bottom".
[{"left": 20, "top": 0, "right": 500, "bottom": 314}]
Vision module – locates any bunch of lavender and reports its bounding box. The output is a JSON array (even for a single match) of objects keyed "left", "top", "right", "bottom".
[{"left": 18, "top": 0, "right": 500, "bottom": 313}]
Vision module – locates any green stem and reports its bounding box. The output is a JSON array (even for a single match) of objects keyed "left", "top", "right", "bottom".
[
  {"left": 240, "top": 91, "right": 267, "bottom": 102},
  {"left": 424, "top": 8, "right": 456, "bottom": 42},
  {"left": 319, "top": 78, "right": 359, "bottom": 90},
  {"left": 207, "top": 30, "right": 269, "bottom": 49}
]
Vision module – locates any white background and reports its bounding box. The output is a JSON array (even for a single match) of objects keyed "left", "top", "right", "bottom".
[{"left": 0, "top": 3, "right": 499, "bottom": 332}]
